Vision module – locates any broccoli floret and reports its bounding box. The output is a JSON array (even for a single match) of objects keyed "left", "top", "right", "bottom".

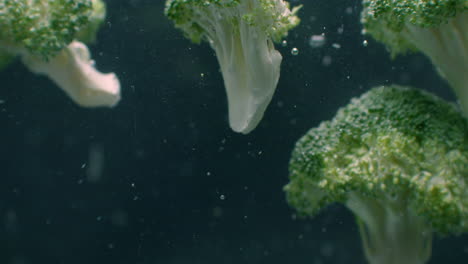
[
  {"left": 361, "top": 0, "right": 468, "bottom": 115},
  {"left": 0, "top": 0, "right": 120, "bottom": 107},
  {"left": 0, "top": 0, "right": 92, "bottom": 58},
  {"left": 165, "top": 0, "right": 301, "bottom": 133},
  {"left": 285, "top": 85, "right": 468, "bottom": 264}
]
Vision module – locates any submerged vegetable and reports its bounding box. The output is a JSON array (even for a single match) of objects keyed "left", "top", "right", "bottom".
[
  {"left": 0, "top": 0, "right": 120, "bottom": 107},
  {"left": 361, "top": 0, "right": 468, "bottom": 115},
  {"left": 285, "top": 85, "right": 468, "bottom": 264},
  {"left": 165, "top": 0, "right": 301, "bottom": 133}
]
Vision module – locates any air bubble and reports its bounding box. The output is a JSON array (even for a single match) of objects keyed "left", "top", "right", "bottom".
[{"left": 291, "top": 47, "right": 299, "bottom": 56}]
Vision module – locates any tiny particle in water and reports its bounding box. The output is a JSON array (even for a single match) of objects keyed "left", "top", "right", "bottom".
[
  {"left": 320, "top": 242, "right": 335, "bottom": 257},
  {"left": 322, "top": 55, "right": 332, "bottom": 66},
  {"left": 220, "top": 194, "right": 225, "bottom": 200},
  {"left": 0, "top": 99, "right": 5, "bottom": 104},
  {"left": 200, "top": 73, "right": 205, "bottom": 77},
  {"left": 86, "top": 144, "right": 104, "bottom": 183},
  {"left": 309, "top": 34, "right": 326, "bottom": 48},
  {"left": 337, "top": 26, "right": 344, "bottom": 34},
  {"left": 213, "top": 206, "right": 223, "bottom": 217},
  {"left": 332, "top": 43, "right": 341, "bottom": 49},
  {"left": 363, "top": 40, "right": 368, "bottom": 47},
  {"left": 291, "top": 47, "right": 299, "bottom": 55},
  {"left": 281, "top": 40, "right": 287, "bottom": 47}
]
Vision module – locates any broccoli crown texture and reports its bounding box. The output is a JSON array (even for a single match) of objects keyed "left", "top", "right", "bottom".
[
  {"left": 75, "top": 0, "right": 106, "bottom": 44},
  {"left": 285, "top": 85, "right": 468, "bottom": 234},
  {"left": 0, "top": 0, "right": 92, "bottom": 58},
  {"left": 361, "top": 0, "right": 468, "bottom": 55},
  {"left": 164, "top": 0, "right": 301, "bottom": 44}
]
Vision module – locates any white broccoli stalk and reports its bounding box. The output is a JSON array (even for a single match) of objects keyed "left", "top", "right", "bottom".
[
  {"left": 22, "top": 41, "right": 120, "bottom": 107},
  {"left": 165, "top": 0, "right": 301, "bottom": 133},
  {"left": 347, "top": 192, "right": 432, "bottom": 264},
  {"left": 210, "top": 5, "right": 283, "bottom": 133}
]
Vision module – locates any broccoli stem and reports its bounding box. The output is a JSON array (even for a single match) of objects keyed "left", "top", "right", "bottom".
[
  {"left": 201, "top": 4, "right": 282, "bottom": 133},
  {"left": 402, "top": 12, "right": 468, "bottom": 115},
  {"left": 218, "top": 20, "right": 281, "bottom": 133},
  {"left": 21, "top": 41, "right": 120, "bottom": 107},
  {"left": 346, "top": 192, "right": 433, "bottom": 264}
]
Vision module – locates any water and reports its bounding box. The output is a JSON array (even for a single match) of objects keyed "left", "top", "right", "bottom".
[{"left": 0, "top": 1, "right": 466, "bottom": 264}]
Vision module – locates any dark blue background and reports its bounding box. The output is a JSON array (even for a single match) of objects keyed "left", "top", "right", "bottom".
[{"left": 0, "top": 0, "right": 465, "bottom": 263}]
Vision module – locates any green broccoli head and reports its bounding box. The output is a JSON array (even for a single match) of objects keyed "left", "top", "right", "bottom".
[
  {"left": 361, "top": 0, "right": 467, "bottom": 56},
  {"left": 285, "top": 85, "right": 467, "bottom": 264},
  {"left": 0, "top": 0, "right": 93, "bottom": 59},
  {"left": 165, "top": 0, "right": 301, "bottom": 134},
  {"left": 165, "top": 0, "right": 301, "bottom": 44}
]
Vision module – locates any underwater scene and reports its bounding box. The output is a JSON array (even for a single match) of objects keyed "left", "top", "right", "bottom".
[{"left": 0, "top": 0, "right": 467, "bottom": 263}]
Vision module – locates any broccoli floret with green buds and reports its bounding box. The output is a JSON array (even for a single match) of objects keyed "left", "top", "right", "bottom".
[
  {"left": 75, "top": 0, "right": 106, "bottom": 44},
  {"left": 0, "top": 0, "right": 120, "bottom": 107},
  {"left": 285, "top": 85, "right": 468, "bottom": 264},
  {"left": 165, "top": 0, "right": 301, "bottom": 134},
  {"left": 361, "top": 0, "right": 468, "bottom": 115},
  {"left": 0, "top": 0, "right": 92, "bottom": 58}
]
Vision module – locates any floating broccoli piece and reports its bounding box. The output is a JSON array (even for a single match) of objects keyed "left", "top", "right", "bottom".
[
  {"left": 165, "top": 0, "right": 301, "bottom": 133},
  {"left": 285, "top": 85, "right": 468, "bottom": 264},
  {"left": 361, "top": 0, "right": 468, "bottom": 115},
  {"left": 0, "top": 0, "right": 120, "bottom": 107}
]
